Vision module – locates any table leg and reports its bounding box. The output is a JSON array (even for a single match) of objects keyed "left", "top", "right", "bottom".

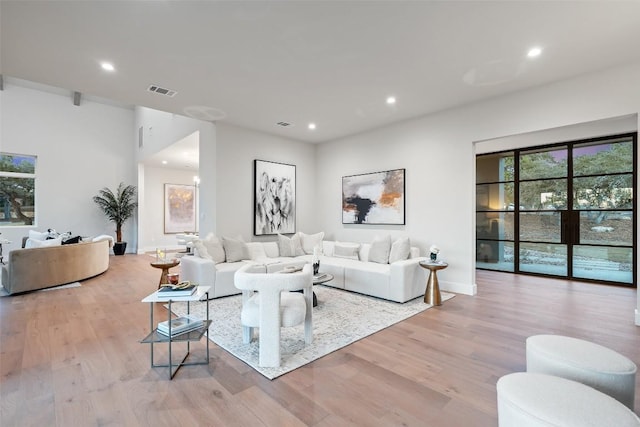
[
  {"left": 158, "top": 268, "right": 169, "bottom": 288},
  {"left": 424, "top": 271, "right": 442, "bottom": 306}
]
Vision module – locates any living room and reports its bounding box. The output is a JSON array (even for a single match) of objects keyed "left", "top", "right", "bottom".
[
  {"left": 1, "top": 1, "right": 640, "bottom": 425},
  {"left": 3, "top": 62, "right": 640, "bottom": 317}
]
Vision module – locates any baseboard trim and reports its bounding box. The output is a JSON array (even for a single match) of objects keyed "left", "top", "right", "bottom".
[{"left": 440, "top": 280, "right": 476, "bottom": 296}]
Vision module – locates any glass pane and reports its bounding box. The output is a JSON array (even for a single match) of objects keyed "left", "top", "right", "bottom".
[
  {"left": 573, "top": 174, "right": 633, "bottom": 209},
  {"left": 520, "top": 179, "right": 567, "bottom": 210},
  {"left": 520, "top": 147, "right": 567, "bottom": 180},
  {"left": 519, "top": 212, "right": 562, "bottom": 243},
  {"left": 476, "top": 212, "right": 514, "bottom": 240},
  {"left": 573, "top": 139, "right": 633, "bottom": 177},
  {"left": 519, "top": 243, "right": 567, "bottom": 276},
  {"left": 573, "top": 245, "right": 633, "bottom": 283},
  {"left": 477, "top": 240, "right": 514, "bottom": 272},
  {"left": 579, "top": 211, "right": 633, "bottom": 246},
  {"left": 476, "top": 152, "right": 514, "bottom": 184},
  {"left": 476, "top": 183, "right": 514, "bottom": 210},
  {"left": 0, "top": 153, "right": 36, "bottom": 173},
  {"left": 0, "top": 177, "right": 35, "bottom": 225}
]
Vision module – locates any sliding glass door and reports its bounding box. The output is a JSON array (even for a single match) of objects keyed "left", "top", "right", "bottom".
[{"left": 476, "top": 133, "right": 636, "bottom": 285}]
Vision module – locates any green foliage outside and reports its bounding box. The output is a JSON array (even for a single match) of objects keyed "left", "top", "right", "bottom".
[
  {"left": 0, "top": 154, "right": 36, "bottom": 225},
  {"left": 499, "top": 141, "right": 633, "bottom": 215}
]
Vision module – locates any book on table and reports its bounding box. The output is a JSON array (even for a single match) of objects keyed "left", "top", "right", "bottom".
[
  {"left": 157, "top": 283, "right": 197, "bottom": 297},
  {"left": 157, "top": 315, "right": 204, "bottom": 337}
]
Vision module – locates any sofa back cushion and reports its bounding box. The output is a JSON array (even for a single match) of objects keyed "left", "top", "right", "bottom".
[
  {"left": 246, "top": 242, "right": 267, "bottom": 260},
  {"left": 263, "top": 241, "right": 279, "bottom": 258},
  {"left": 299, "top": 231, "right": 325, "bottom": 254},
  {"left": 322, "top": 241, "right": 334, "bottom": 257},
  {"left": 334, "top": 242, "right": 360, "bottom": 260}
]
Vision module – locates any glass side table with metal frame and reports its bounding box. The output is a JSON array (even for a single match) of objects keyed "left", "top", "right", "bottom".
[{"left": 140, "top": 286, "right": 212, "bottom": 379}]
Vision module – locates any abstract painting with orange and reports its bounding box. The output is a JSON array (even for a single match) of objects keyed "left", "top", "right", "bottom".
[{"left": 342, "top": 169, "right": 405, "bottom": 224}]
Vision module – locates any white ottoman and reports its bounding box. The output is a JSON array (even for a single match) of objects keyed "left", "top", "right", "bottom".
[
  {"left": 497, "top": 372, "right": 640, "bottom": 427},
  {"left": 526, "top": 334, "right": 637, "bottom": 409}
]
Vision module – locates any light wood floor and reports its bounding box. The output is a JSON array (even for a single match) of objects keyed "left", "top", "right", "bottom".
[{"left": 1, "top": 254, "right": 638, "bottom": 426}]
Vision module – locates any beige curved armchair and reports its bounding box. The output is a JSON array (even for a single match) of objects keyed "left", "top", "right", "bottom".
[{"left": 234, "top": 263, "right": 313, "bottom": 367}]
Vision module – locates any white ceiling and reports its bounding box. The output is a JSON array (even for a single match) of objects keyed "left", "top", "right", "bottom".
[{"left": 2, "top": 0, "right": 640, "bottom": 149}]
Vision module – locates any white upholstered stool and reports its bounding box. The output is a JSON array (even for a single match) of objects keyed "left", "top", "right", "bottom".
[
  {"left": 497, "top": 372, "right": 640, "bottom": 427},
  {"left": 526, "top": 334, "right": 637, "bottom": 409}
]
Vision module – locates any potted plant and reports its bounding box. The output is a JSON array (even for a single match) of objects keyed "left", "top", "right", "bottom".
[{"left": 93, "top": 182, "right": 137, "bottom": 255}]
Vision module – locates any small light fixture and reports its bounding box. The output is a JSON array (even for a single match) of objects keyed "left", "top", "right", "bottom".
[
  {"left": 527, "top": 47, "right": 542, "bottom": 58},
  {"left": 308, "top": 123, "right": 316, "bottom": 130},
  {"left": 101, "top": 62, "right": 115, "bottom": 71},
  {"left": 162, "top": 160, "right": 168, "bottom": 165},
  {"left": 193, "top": 176, "right": 200, "bottom": 186},
  {"left": 386, "top": 96, "right": 396, "bottom": 105}
]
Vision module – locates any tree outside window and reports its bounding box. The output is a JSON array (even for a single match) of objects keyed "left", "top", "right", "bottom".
[{"left": 0, "top": 153, "right": 36, "bottom": 226}]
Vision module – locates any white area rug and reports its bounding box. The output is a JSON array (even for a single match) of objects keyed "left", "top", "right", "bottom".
[
  {"left": 0, "top": 281, "right": 81, "bottom": 297},
  {"left": 169, "top": 286, "right": 454, "bottom": 379}
]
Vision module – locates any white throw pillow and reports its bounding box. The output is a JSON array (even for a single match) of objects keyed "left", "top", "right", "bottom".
[
  {"left": 28, "top": 230, "right": 49, "bottom": 241},
  {"left": 202, "top": 233, "right": 226, "bottom": 263},
  {"left": 389, "top": 237, "right": 411, "bottom": 263},
  {"left": 368, "top": 235, "right": 391, "bottom": 264},
  {"left": 222, "top": 236, "right": 251, "bottom": 263},
  {"left": 29, "top": 237, "right": 62, "bottom": 248},
  {"left": 192, "top": 239, "right": 212, "bottom": 260},
  {"left": 277, "top": 233, "right": 305, "bottom": 257},
  {"left": 333, "top": 242, "right": 360, "bottom": 260},
  {"left": 299, "top": 231, "right": 325, "bottom": 254}
]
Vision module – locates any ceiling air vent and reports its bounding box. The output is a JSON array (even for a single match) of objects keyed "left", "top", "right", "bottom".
[
  {"left": 147, "top": 85, "right": 177, "bottom": 97},
  {"left": 276, "top": 121, "right": 292, "bottom": 127}
]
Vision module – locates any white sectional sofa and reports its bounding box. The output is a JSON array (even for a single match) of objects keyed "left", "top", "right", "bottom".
[{"left": 180, "top": 233, "right": 428, "bottom": 302}]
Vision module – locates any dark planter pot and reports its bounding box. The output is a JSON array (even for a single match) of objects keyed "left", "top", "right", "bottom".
[{"left": 113, "top": 242, "right": 127, "bottom": 255}]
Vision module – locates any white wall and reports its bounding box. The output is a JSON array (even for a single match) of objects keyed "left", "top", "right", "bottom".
[
  {"left": 476, "top": 114, "right": 638, "bottom": 154},
  {"left": 134, "top": 107, "right": 216, "bottom": 246},
  {"left": 317, "top": 61, "right": 640, "bottom": 306},
  {"left": 0, "top": 80, "right": 135, "bottom": 254},
  {"left": 138, "top": 165, "right": 197, "bottom": 253},
  {"left": 215, "top": 123, "right": 317, "bottom": 241}
]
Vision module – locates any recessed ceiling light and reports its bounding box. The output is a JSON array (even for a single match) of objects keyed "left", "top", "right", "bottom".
[
  {"left": 308, "top": 123, "right": 316, "bottom": 130},
  {"left": 162, "top": 160, "right": 168, "bottom": 165},
  {"left": 101, "top": 62, "right": 115, "bottom": 71},
  {"left": 386, "top": 96, "right": 396, "bottom": 105},
  {"left": 527, "top": 47, "right": 542, "bottom": 58}
]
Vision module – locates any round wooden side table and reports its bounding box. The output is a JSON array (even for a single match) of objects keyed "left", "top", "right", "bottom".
[
  {"left": 150, "top": 259, "right": 180, "bottom": 288},
  {"left": 419, "top": 260, "right": 448, "bottom": 306}
]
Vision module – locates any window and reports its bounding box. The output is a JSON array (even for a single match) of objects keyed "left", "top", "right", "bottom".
[{"left": 0, "top": 153, "right": 36, "bottom": 226}]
